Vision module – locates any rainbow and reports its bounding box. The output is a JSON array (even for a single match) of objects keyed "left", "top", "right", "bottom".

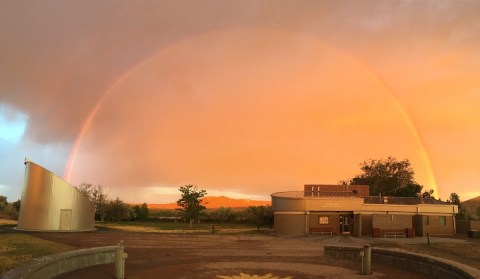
[
  {"left": 63, "top": 68, "right": 133, "bottom": 182},
  {"left": 356, "top": 64, "right": 439, "bottom": 196},
  {"left": 64, "top": 29, "right": 439, "bottom": 197}
]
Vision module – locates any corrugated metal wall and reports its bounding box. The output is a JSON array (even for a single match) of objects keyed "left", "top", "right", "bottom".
[{"left": 17, "top": 161, "right": 95, "bottom": 231}]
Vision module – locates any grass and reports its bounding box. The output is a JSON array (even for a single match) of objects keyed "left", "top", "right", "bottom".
[
  {"left": 95, "top": 221, "right": 270, "bottom": 234},
  {"left": 0, "top": 224, "right": 73, "bottom": 275}
]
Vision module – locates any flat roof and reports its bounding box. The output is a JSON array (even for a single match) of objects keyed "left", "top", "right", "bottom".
[
  {"left": 272, "top": 191, "right": 451, "bottom": 205},
  {"left": 271, "top": 191, "right": 362, "bottom": 199}
]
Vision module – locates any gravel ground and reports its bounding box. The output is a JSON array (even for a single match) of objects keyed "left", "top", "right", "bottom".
[{"left": 23, "top": 231, "right": 435, "bottom": 279}]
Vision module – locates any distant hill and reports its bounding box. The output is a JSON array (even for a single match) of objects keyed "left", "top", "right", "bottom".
[
  {"left": 461, "top": 196, "right": 480, "bottom": 210},
  {"left": 147, "top": 196, "right": 271, "bottom": 210}
]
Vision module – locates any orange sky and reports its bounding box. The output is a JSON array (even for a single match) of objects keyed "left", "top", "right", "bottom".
[{"left": 1, "top": 1, "right": 479, "bottom": 203}]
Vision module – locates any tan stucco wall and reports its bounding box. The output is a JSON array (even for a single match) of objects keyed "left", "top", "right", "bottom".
[
  {"left": 414, "top": 215, "right": 424, "bottom": 236},
  {"left": 309, "top": 213, "right": 340, "bottom": 234},
  {"left": 274, "top": 213, "right": 305, "bottom": 235},
  {"left": 272, "top": 196, "right": 365, "bottom": 212},
  {"left": 361, "top": 214, "right": 372, "bottom": 236},
  {"left": 272, "top": 198, "right": 306, "bottom": 211},
  {"left": 272, "top": 196, "right": 458, "bottom": 216},
  {"left": 271, "top": 195, "right": 457, "bottom": 236},
  {"left": 353, "top": 214, "right": 361, "bottom": 236},
  {"left": 422, "top": 215, "right": 455, "bottom": 236},
  {"left": 372, "top": 214, "right": 412, "bottom": 230},
  {"left": 472, "top": 221, "right": 480, "bottom": 230},
  {"left": 306, "top": 198, "right": 364, "bottom": 212}
]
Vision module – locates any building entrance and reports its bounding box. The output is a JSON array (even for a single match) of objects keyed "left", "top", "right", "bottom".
[
  {"left": 339, "top": 213, "right": 353, "bottom": 234},
  {"left": 59, "top": 209, "right": 72, "bottom": 231}
]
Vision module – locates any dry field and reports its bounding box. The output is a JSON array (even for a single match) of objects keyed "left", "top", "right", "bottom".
[{"left": 2, "top": 219, "right": 479, "bottom": 278}]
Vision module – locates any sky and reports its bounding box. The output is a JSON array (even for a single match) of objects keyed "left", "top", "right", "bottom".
[{"left": 1, "top": 0, "right": 479, "bottom": 204}]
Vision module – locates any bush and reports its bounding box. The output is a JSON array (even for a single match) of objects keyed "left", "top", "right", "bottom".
[{"left": 105, "top": 198, "right": 131, "bottom": 221}]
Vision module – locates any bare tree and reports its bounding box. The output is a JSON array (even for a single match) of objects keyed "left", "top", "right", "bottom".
[{"left": 76, "top": 183, "right": 109, "bottom": 222}]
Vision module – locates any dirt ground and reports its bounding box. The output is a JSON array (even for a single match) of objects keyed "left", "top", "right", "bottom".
[{"left": 22, "top": 230, "right": 436, "bottom": 279}]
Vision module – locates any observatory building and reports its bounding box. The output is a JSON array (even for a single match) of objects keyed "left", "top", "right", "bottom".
[
  {"left": 272, "top": 184, "right": 458, "bottom": 237},
  {"left": 17, "top": 160, "right": 95, "bottom": 231}
]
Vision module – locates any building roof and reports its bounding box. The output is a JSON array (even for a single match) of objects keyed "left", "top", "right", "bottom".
[
  {"left": 272, "top": 191, "right": 450, "bottom": 205},
  {"left": 364, "top": 196, "right": 449, "bottom": 205},
  {"left": 272, "top": 191, "right": 363, "bottom": 199}
]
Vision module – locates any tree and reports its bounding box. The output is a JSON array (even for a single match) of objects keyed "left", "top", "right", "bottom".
[
  {"left": 346, "top": 157, "right": 424, "bottom": 197},
  {"left": 0, "top": 196, "right": 8, "bottom": 211},
  {"left": 215, "top": 207, "right": 236, "bottom": 223},
  {"left": 448, "top": 192, "right": 461, "bottom": 206},
  {"left": 0, "top": 197, "right": 21, "bottom": 219},
  {"left": 10, "top": 199, "right": 21, "bottom": 220},
  {"left": 422, "top": 189, "right": 435, "bottom": 199},
  {"left": 456, "top": 208, "right": 471, "bottom": 220},
  {"left": 133, "top": 203, "right": 149, "bottom": 221},
  {"left": 246, "top": 205, "right": 273, "bottom": 231},
  {"left": 476, "top": 207, "right": 480, "bottom": 220},
  {"left": 76, "top": 183, "right": 94, "bottom": 198},
  {"left": 76, "top": 183, "right": 109, "bottom": 222},
  {"left": 176, "top": 184, "right": 207, "bottom": 228},
  {"left": 392, "top": 183, "right": 423, "bottom": 197},
  {"left": 91, "top": 185, "right": 109, "bottom": 222},
  {"left": 448, "top": 193, "right": 470, "bottom": 220},
  {"left": 106, "top": 197, "right": 130, "bottom": 221}
]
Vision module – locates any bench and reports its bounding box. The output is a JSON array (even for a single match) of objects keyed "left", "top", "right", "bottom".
[
  {"left": 382, "top": 230, "right": 406, "bottom": 238},
  {"left": 310, "top": 227, "right": 333, "bottom": 235}
]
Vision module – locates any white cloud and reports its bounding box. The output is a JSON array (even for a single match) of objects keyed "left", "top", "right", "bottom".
[
  {"left": 0, "top": 103, "right": 29, "bottom": 143},
  {"left": 0, "top": 139, "right": 71, "bottom": 201},
  {"left": 0, "top": 184, "right": 21, "bottom": 201}
]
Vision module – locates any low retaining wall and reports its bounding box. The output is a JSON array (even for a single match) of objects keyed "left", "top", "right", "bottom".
[
  {"left": 324, "top": 245, "right": 480, "bottom": 279},
  {"left": 1, "top": 246, "right": 117, "bottom": 279}
]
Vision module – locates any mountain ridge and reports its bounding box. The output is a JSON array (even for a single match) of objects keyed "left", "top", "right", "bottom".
[
  {"left": 461, "top": 196, "right": 480, "bottom": 210},
  {"left": 145, "top": 196, "right": 271, "bottom": 210}
]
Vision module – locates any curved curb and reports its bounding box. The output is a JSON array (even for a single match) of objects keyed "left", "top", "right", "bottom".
[
  {"left": 324, "top": 245, "right": 480, "bottom": 279},
  {"left": 1, "top": 246, "right": 117, "bottom": 279}
]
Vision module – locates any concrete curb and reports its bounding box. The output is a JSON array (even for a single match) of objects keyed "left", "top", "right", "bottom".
[
  {"left": 1, "top": 246, "right": 117, "bottom": 279},
  {"left": 324, "top": 245, "right": 480, "bottom": 279}
]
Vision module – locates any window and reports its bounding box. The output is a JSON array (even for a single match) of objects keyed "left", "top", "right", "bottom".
[
  {"left": 423, "top": 216, "right": 429, "bottom": 225},
  {"left": 439, "top": 216, "right": 447, "bottom": 226},
  {"left": 319, "top": 216, "right": 329, "bottom": 224}
]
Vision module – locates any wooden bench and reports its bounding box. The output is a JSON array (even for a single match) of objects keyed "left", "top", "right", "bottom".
[
  {"left": 310, "top": 227, "right": 333, "bottom": 236},
  {"left": 382, "top": 230, "right": 406, "bottom": 238}
]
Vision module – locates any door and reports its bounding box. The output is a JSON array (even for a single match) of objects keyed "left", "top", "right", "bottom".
[
  {"left": 340, "top": 214, "right": 353, "bottom": 234},
  {"left": 59, "top": 209, "right": 72, "bottom": 231}
]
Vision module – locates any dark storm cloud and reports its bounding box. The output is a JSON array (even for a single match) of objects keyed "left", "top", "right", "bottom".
[
  {"left": 1, "top": 0, "right": 480, "bottom": 201},
  {"left": 2, "top": 0, "right": 479, "bottom": 145}
]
